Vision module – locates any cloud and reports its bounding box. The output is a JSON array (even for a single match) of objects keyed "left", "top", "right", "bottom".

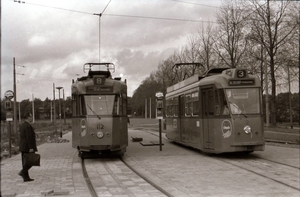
[{"left": 1, "top": 0, "right": 219, "bottom": 100}]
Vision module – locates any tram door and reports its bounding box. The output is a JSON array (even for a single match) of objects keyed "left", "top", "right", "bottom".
[
  {"left": 201, "top": 88, "right": 214, "bottom": 149},
  {"left": 179, "top": 95, "right": 185, "bottom": 143}
]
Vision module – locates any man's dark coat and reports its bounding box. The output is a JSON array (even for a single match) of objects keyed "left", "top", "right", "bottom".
[{"left": 19, "top": 121, "right": 38, "bottom": 152}]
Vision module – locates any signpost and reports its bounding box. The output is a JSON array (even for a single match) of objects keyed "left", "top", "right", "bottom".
[
  {"left": 156, "top": 92, "right": 164, "bottom": 151},
  {"left": 4, "top": 90, "right": 14, "bottom": 158}
]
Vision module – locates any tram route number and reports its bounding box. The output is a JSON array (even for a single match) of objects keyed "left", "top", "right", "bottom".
[{"left": 94, "top": 77, "right": 105, "bottom": 85}]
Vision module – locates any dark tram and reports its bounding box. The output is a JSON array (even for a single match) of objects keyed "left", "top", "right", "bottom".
[
  {"left": 71, "top": 63, "right": 128, "bottom": 157},
  {"left": 165, "top": 67, "right": 265, "bottom": 154}
]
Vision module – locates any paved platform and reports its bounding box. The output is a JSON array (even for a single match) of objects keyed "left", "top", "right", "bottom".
[
  {"left": 1, "top": 129, "right": 299, "bottom": 197},
  {"left": 0, "top": 132, "right": 88, "bottom": 197}
]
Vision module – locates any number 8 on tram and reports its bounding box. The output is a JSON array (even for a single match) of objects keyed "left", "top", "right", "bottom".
[{"left": 71, "top": 63, "right": 128, "bottom": 157}]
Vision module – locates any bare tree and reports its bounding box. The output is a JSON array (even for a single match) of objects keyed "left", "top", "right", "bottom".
[
  {"left": 197, "top": 22, "right": 217, "bottom": 70},
  {"left": 214, "top": 0, "right": 249, "bottom": 68},
  {"left": 248, "top": 0, "right": 298, "bottom": 127}
]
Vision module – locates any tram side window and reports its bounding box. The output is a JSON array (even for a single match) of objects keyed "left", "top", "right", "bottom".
[
  {"left": 166, "top": 99, "right": 172, "bottom": 117},
  {"left": 219, "top": 90, "right": 229, "bottom": 115},
  {"left": 214, "top": 90, "right": 220, "bottom": 115},
  {"left": 185, "top": 94, "right": 192, "bottom": 116},
  {"left": 173, "top": 97, "right": 178, "bottom": 117},
  {"left": 114, "top": 94, "right": 127, "bottom": 116},
  {"left": 72, "top": 95, "right": 84, "bottom": 116},
  {"left": 122, "top": 94, "right": 127, "bottom": 116},
  {"left": 191, "top": 92, "right": 199, "bottom": 116},
  {"left": 208, "top": 90, "right": 214, "bottom": 115},
  {"left": 72, "top": 95, "right": 77, "bottom": 116},
  {"left": 113, "top": 95, "right": 119, "bottom": 115}
]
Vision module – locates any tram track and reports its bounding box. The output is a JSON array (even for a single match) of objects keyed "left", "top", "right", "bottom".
[
  {"left": 215, "top": 156, "right": 300, "bottom": 192},
  {"left": 81, "top": 156, "right": 169, "bottom": 197},
  {"left": 142, "top": 129, "right": 300, "bottom": 192},
  {"left": 254, "top": 155, "right": 300, "bottom": 170},
  {"left": 80, "top": 128, "right": 298, "bottom": 196},
  {"left": 81, "top": 159, "right": 99, "bottom": 197}
]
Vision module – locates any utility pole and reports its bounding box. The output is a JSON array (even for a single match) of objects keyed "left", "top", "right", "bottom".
[
  {"left": 265, "top": 55, "right": 270, "bottom": 127},
  {"left": 298, "top": 4, "right": 300, "bottom": 127},
  {"left": 53, "top": 83, "right": 56, "bottom": 134},
  {"left": 63, "top": 88, "right": 66, "bottom": 124},
  {"left": 150, "top": 97, "right": 151, "bottom": 119},
  {"left": 13, "top": 57, "right": 17, "bottom": 138},
  {"left": 32, "top": 94, "right": 35, "bottom": 123},
  {"left": 287, "top": 64, "right": 293, "bottom": 129},
  {"left": 145, "top": 99, "right": 147, "bottom": 118},
  {"left": 56, "top": 87, "right": 63, "bottom": 138},
  {"left": 18, "top": 102, "right": 21, "bottom": 122},
  {"left": 50, "top": 101, "right": 53, "bottom": 122}
]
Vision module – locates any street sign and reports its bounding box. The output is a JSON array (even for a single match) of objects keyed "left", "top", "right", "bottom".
[
  {"left": 6, "top": 111, "right": 13, "bottom": 121},
  {"left": 4, "top": 90, "right": 14, "bottom": 100},
  {"left": 155, "top": 92, "right": 164, "bottom": 99},
  {"left": 5, "top": 101, "right": 12, "bottom": 109}
]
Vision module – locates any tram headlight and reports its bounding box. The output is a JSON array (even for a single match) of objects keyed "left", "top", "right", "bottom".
[
  {"left": 97, "top": 131, "right": 104, "bottom": 139},
  {"left": 244, "top": 125, "right": 251, "bottom": 134}
]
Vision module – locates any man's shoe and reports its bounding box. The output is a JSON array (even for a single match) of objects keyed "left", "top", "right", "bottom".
[
  {"left": 18, "top": 171, "right": 25, "bottom": 179},
  {"left": 24, "top": 178, "right": 34, "bottom": 182}
]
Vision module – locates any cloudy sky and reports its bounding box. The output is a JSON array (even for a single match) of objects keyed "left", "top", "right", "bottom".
[{"left": 1, "top": 0, "right": 221, "bottom": 101}]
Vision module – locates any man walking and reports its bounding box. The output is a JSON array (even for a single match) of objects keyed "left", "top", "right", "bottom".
[{"left": 18, "top": 112, "right": 37, "bottom": 182}]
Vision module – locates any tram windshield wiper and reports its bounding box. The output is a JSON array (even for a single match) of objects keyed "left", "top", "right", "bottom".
[{"left": 87, "top": 104, "right": 101, "bottom": 120}]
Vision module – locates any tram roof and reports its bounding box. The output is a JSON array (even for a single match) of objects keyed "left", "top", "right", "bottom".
[{"left": 166, "top": 68, "right": 260, "bottom": 96}]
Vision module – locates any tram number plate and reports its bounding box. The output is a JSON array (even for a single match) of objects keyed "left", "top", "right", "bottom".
[
  {"left": 87, "top": 86, "right": 113, "bottom": 93},
  {"left": 94, "top": 77, "right": 105, "bottom": 85}
]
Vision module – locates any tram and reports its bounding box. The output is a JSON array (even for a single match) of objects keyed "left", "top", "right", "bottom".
[
  {"left": 165, "top": 67, "right": 265, "bottom": 154},
  {"left": 71, "top": 63, "right": 128, "bottom": 157}
]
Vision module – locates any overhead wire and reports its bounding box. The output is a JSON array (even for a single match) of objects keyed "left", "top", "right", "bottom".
[
  {"left": 170, "top": 0, "right": 220, "bottom": 8},
  {"left": 104, "top": 13, "right": 216, "bottom": 23},
  {"left": 11, "top": 0, "right": 216, "bottom": 23},
  {"left": 14, "top": 1, "right": 93, "bottom": 15}
]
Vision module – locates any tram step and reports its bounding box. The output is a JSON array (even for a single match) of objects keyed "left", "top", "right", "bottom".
[
  {"left": 140, "top": 141, "right": 164, "bottom": 146},
  {"left": 131, "top": 136, "right": 143, "bottom": 142}
]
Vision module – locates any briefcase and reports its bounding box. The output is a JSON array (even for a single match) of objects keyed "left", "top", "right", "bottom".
[{"left": 23, "top": 153, "right": 41, "bottom": 166}]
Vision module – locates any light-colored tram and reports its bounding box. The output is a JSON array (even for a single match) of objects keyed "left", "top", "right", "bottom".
[
  {"left": 71, "top": 63, "right": 128, "bottom": 157},
  {"left": 165, "top": 67, "right": 265, "bottom": 154}
]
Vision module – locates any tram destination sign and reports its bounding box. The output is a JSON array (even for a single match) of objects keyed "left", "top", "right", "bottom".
[
  {"left": 86, "top": 86, "right": 113, "bottom": 93},
  {"left": 228, "top": 79, "right": 255, "bottom": 86}
]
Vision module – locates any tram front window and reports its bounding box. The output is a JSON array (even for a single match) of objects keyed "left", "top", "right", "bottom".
[
  {"left": 84, "top": 95, "right": 115, "bottom": 115},
  {"left": 225, "top": 88, "right": 260, "bottom": 115}
]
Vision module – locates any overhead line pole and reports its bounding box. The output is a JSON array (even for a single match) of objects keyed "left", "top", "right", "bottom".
[
  {"left": 93, "top": 13, "right": 102, "bottom": 63},
  {"left": 93, "top": 0, "right": 112, "bottom": 63},
  {"left": 13, "top": 57, "right": 17, "bottom": 138}
]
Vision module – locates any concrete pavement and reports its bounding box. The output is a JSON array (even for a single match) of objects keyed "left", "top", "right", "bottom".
[
  {"left": 1, "top": 128, "right": 299, "bottom": 197},
  {"left": 0, "top": 132, "right": 88, "bottom": 197}
]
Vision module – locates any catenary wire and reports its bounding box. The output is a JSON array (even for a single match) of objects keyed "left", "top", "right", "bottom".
[{"left": 11, "top": 0, "right": 217, "bottom": 23}]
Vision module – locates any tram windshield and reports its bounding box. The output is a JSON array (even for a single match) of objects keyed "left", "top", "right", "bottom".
[
  {"left": 224, "top": 88, "right": 261, "bottom": 115},
  {"left": 84, "top": 95, "right": 115, "bottom": 116}
]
